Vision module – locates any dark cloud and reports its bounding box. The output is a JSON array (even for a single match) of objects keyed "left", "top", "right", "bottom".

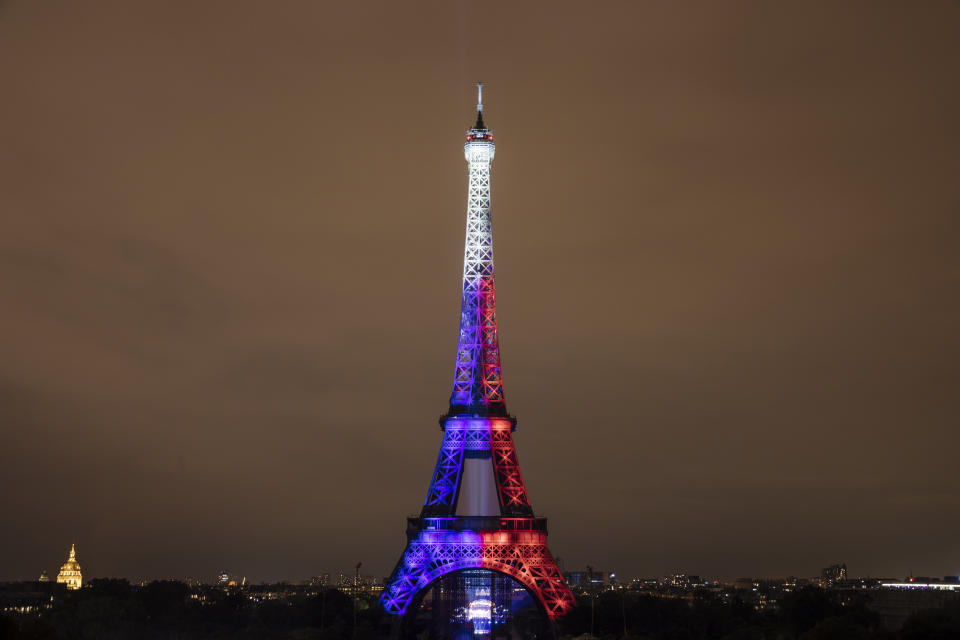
[{"left": 1, "top": 1, "right": 958, "bottom": 582}]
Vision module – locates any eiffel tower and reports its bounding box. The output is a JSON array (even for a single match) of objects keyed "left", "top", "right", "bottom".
[{"left": 380, "top": 84, "right": 575, "bottom": 633}]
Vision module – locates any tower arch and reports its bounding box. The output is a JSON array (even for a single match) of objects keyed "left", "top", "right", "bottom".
[{"left": 401, "top": 566, "right": 551, "bottom": 639}]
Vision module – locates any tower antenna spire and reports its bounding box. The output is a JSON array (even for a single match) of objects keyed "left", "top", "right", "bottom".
[{"left": 473, "top": 82, "right": 486, "bottom": 130}]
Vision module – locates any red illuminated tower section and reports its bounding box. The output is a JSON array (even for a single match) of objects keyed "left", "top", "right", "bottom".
[{"left": 381, "top": 85, "right": 574, "bottom": 631}]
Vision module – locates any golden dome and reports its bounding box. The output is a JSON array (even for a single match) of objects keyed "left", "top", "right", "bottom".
[{"left": 56, "top": 543, "right": 82, "bottom": 590}]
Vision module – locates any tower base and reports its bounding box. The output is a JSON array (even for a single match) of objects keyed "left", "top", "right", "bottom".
[
  {"left": 381, "top": 516, "right": 574, "bottom": 624},
  {"left": 403, "top": 568, "right": 550, "bottom": 639}
]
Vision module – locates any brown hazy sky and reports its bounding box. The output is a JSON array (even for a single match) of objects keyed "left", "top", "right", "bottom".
[{"left": 1, "top": 1, "right": 958, "bottom": 583}]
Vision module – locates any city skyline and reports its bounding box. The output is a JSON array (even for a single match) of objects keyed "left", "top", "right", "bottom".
[
  {"left": 20, "top": 546, "right": 955, "bottom": 588},
  {"left": 2, "top": 1, "right": 959, "bottom": 584}
]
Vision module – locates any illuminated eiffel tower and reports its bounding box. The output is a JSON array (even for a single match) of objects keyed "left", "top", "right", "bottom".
[{"left": 380, "top": 84, "right": 575, "bottom": 633}]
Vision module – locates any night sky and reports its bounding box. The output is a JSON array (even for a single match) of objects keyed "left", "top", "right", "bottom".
[{"left": 1, "top": 2, "right": 958, "bottom": 583}]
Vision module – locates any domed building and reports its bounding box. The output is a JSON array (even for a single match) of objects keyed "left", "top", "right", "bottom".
[{"left": 56, "top": 544, "right": 82, "bottom": 590}]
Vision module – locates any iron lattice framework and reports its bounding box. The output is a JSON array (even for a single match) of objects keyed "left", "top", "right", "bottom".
[
  {"left": 450, "top": 135, "right": 503, "bottom": 413},
  {"left": 381, "top": 85, "right": 574, "bottom": 623}
]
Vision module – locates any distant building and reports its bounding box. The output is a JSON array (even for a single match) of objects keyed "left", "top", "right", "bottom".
[
  {"left": 669, "top": 574, "right": 703, "bottom": 588},
  {"left": 56, "top": 544, "right": 82, "bottom": 590},
  {"left": 309, "top": 573, "right": 330, "bottom": 587},
  {"left": 821, "top": 563, "right": 847, "bottom": 585},
  {"left": 0, "top": 581, "right": 66, "bottom": 615},
  {"left": 870, "top": 586, "right": 960, "bottom": 630},
  {"left": 564, "top": 570, "right": 604, "bottom": 590},
  {"left": 881, "top": 580, "right": 960, "bottom": 591},
  {"left": 37, "top": 571, "right": 50, "bottom": 583},
  {"left": 217, "top": 571, "right": 242, "bottom": 587},
  {"left": 337, "top": 575, "right": 384, "bottom": 597}
]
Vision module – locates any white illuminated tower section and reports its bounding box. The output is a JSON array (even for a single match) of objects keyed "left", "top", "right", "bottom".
[{"left": 451, "top": 82, "right": 504, "bottom": 412}]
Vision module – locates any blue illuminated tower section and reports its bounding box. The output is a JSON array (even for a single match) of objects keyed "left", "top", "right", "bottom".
[{"left": 381, "top": 85, "right": 575, "bottom": 625}]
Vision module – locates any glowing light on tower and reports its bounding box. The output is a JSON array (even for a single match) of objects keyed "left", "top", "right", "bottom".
[{"left": 380, "top": 85, "right": 574, "bottom": 632}]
